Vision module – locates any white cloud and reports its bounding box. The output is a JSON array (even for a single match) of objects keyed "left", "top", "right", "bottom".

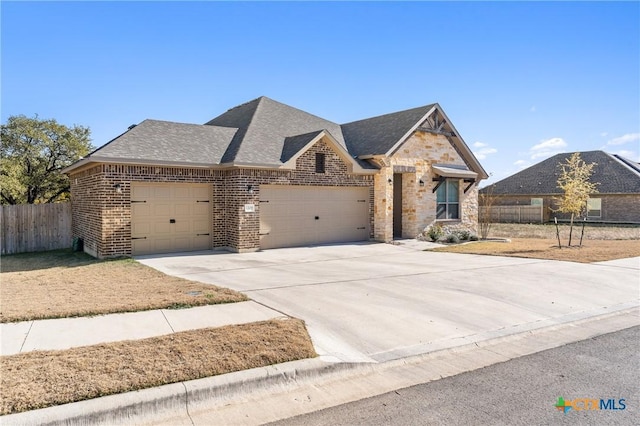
[
  {"left": 513, "top": 159, "right": 530, "bottom": 169},
  {"left": 600, "top": 132, "right": 608, "bottom": 137},
  {"left": 606, "top": 133, "right": 640, "bottom": 146},
  {"left": 529, "top": 137, "right": 567, "bottom": 159},
  {"left": 473, "top": 141, "right": 487, "bottom": 148},
  {"left": 473, "top": 145, "right": 497, "bottom": 160},
  {"left": 529, "top": 105, "right": 536, "bottom": 113}
]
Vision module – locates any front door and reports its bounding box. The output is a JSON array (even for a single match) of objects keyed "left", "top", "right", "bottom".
[{"left": 393, "top": 174, "right": 402, "bottom": 238}]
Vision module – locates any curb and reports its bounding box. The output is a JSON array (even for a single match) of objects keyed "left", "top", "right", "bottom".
[{"left": 2, "top": 307, "right": 638, "bottom": 426}]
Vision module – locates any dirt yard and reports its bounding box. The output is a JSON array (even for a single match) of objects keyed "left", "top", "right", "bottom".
[
  {"left": 0, "top": 319, "right": 316, "bottom": 415},
  {"left": 0, "top": 250, "right": 247, "bottom": 323},
  {"left": 434, "top": 224, "right": 640, "bottom": 262}
]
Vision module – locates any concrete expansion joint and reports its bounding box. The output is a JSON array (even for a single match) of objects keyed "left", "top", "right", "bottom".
[{"left": 18, "top": 321, "right": 34, "bottom": 353}]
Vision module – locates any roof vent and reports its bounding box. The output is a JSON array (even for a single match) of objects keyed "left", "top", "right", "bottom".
[{"left": 128, "top": 124, "right": 137, "bottom": 130}]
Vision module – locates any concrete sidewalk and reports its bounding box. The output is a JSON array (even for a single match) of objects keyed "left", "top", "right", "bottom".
[{"left": 0, "top": 301, "right": 284, "bottom": 356}]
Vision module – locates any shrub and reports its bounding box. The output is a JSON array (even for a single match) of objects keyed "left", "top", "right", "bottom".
[
  {"left": 445, "top": 234, "right": 460, "bottom": 244},
  {"left": 469, "top": 234, "right": 479, "bottom": 241},
  {"left": 427, "top": 225, "right": 444, "bottom": 242},
  {"left": 456, "top": 230, "right": 471, "bottom": 241}
]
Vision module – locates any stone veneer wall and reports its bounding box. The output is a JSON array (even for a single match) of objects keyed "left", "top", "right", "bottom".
[
  {"left": 374, "top": 131, "right": 479, "bottom": 242},
  {"left": 69, "top": 138, "right": 374, "bottom": 257}
]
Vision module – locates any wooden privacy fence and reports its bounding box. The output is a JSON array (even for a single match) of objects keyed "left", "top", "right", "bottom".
[
  {"left": 480, "top": 205, "right": 544, "bottom": 224},
  {"left": 1, "top": 203, "right": 72, "bottom": 255}
]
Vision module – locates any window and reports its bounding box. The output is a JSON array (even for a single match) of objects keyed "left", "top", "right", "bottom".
[
  {"left": 587, "top": 198, "right": 601, "bottom": 218},
  {"left": 531, "top": 198, "right": 543, "bottom": 206},
  {"left": 315, "top": 153, "right": 325, "bottom": 173},
  {"left": 436, "top": 179, "right": 459, "bottom": 219}
]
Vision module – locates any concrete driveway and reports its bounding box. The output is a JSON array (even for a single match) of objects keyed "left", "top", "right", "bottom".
[{"left": 138, "top": 243, "right": 640, "bottom": 363}]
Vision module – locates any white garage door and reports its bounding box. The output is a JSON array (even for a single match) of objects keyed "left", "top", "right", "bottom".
[
  {"left": 131, "top": 183, "right": 211, "bottom": 255},
  {"left": 259, "top": 185, "right": 369, "bottom": 250}
]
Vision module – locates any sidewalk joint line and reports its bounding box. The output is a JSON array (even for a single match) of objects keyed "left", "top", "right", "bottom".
[
  {"left": 19, "top": 321, "right": 34, "bottom": 353},
  {"left": 161, "top": 310, "right": 175, "bottom": 333}
]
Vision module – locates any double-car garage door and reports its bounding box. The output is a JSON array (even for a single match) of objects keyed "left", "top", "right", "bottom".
[
  {"left": 259, "top": 185, "right": 370, "bottom": 250},
  {"left": 131, "top": 183, "right": 211, "bottom": 255}
]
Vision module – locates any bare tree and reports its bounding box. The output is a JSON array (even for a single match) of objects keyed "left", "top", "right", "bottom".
[{"left": 478, "top": 183, "right": 497, "bottom": 240}]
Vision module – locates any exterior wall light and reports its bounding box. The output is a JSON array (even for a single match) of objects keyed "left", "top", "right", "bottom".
[
  {"left": 114, "top": 183, "right": 123, "bottom": 194},
  {"left": 247, "top": 185, "right": 254, "bottom": 194},
  {"left": 419, "top": 179, "right": 425, "bottom": 187},
  {"left": 388, "top": 178, "right": 393, "bottom": 184}
]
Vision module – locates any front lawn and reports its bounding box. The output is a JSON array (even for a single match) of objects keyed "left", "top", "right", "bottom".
[
  {"left": 430, "top": 238, "right": 640, "bottom": 263},
  {"left": 0, "top": 250, "right": 247, "bottom": 323},
  {"left": 1, "top": 319, "right": 316, "bottom": 415}
]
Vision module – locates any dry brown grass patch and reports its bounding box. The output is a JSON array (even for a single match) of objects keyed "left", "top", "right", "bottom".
[
  {"left": 488, "top": 223, "right": 639, "bottom": 240},
  {"left": 0, "top": 318, "right": 316, "bottom": 415},
  {"left": 432, "top": 238, "right": 640, "bottom": 263},
  {"left": 0, "top": 250, "right": 247, "bottom": 323}
]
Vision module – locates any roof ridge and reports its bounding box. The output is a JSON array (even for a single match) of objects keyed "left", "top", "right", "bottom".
[
  {"left": 341, "top": 103, "right": 435, "bottom": 126},
  {"left": 611, "top": 152, "right": 640, "bottom": 175}
]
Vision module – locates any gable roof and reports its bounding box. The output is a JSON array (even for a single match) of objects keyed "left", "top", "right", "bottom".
[
  {"left": 483, "top": 150, "right": 640, "bottom": 195},
  {"left": 342, "top": 104, "right": 435, "bottom": 157},
  {"left": 206, "top": 96, "right": 347, "bottom": 166}
]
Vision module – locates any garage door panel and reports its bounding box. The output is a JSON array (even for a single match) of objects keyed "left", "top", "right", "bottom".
[
  {"left": 131, "top": 183, "right": 212, "bottom": 255},
  {"left": 193, "top": 220, "right": 210, "bottom": 233},
  {"left": 192, "top": 186, "right": 210, "bottom": 199},
  {"left": 260, "top": 185, "right": 369, "bottom": 250},
  {"left": 153, "top": 186, "right": 171, "bottom": 199},
  {"left": 132, "top": 203, "right": 150, "bottom": 216},
  {"left": 194, "top": 203, "right": 209, "bottom": 215}
]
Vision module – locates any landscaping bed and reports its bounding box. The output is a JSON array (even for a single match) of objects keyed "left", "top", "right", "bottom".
[
  {"left": 0, "top": 319, "right": 316, "bottom": 415},
  {"left": 430, "top": 223, "right": 640, "bottom": 263},
  {"left": 0, "top": 250, "right": 247, "bottom": 323}
]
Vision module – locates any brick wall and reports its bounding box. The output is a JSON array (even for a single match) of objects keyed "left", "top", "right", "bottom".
[
  {"left": 491, "top": 194, "right": 640, "bottom": 223},
  {"left": 69, "top": 138, "right": 374, "bottom": 257},
  {"left": 70, "top": 164, "right": 221, "bottom": 258},
  {"left": 228, "top": 139, "right": 374, "bottom": 251}
]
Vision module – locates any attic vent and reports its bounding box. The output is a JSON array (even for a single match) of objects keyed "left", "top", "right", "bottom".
[{"left": 128, "top": 124, "right": 137, "bottom": 130}]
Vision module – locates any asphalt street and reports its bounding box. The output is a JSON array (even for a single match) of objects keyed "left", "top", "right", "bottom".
[{"left": 271, "top": 326, "right": 639, "bottom": 426}]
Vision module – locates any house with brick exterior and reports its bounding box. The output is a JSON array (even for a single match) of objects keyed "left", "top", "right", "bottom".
[
  {"left": 481, "top": 151, "right": 640, "bottom": 224},
  {"left": 64, "top": 96, "right": 488, "bottom": 258}
]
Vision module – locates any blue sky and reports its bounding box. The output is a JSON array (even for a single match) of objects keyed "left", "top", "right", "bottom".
[{"left": 2, "top": 1, "right": 638, "bottom": 185}]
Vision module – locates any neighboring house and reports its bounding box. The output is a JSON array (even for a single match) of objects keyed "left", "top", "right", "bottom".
[
  {"left": 64, "top": 96, "right": 487, "bottom": 258},
  {"left": 481, "top": 150, "right": 640, "bottom": 223}
]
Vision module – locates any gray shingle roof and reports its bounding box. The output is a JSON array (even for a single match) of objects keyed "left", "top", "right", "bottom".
[
  {"left": 72, "top": 96, "right": 476, "bottom": 175},
  {"left": 91, "top": 119, "right": 237, "bottom": 165},
  {"left": 280, "top": 130, "right": 325, "bottom": 163},
  {"left": 341, "top": 104, "right": 435, "bottom": 156},
  {"left": 206, "top": 96, "right": 347, "bottom": 165},
  {"left": 482, "top": 151, "right": 640, "bottom": 195}
]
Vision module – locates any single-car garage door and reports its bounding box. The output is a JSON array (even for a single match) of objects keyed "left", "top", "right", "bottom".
[
  {"left": 131, "top": 183, "right": 211, "bottom": 255},
  {"left": 259, "top": 185, "right": 369, "bottom": 250}
]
